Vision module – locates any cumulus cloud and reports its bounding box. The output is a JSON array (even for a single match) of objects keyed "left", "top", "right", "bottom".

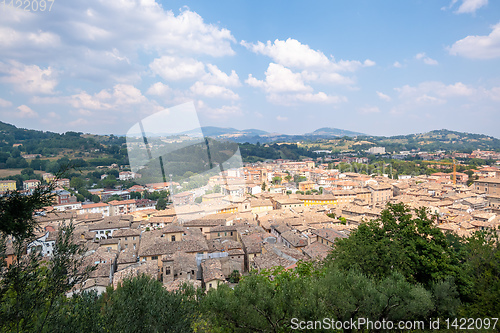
[
  {"left": 376, "top": 91, "right": 392, "bottom": 101},
  {"left": 0, "top": 98, "right": 13, "bottom": 108},
  {"left": 359, "top": 106, "right": 381, "bottom": 114},
  {"left": 0, "top": 27, "right": 61, "bottom": 49},
  {"left": 149, "top": 56, "right": 206, "bottom": 81},
  {"left": 15, "top": 105, "right": 38, "bottom": 118},
  {"left": 242, "top": 38, "right": 372, "bottom": 89},
  {"left": 202, "top": 64, "right": 240, "bottom": 87},
  {"left": 196, "top": 102, "right": 242, "bottom": 119},
  {"left": 455, "top": 0, "right": 488, "bottom": 14},
  {"left": 148, "top": 56, "right": 241, "bottom": 99},
  {"left": 268, "top": 92, "right": 346, "bottom": 106},
  {"left": 276, "top": 115, "right": 288, "bottom": 121},
  {"left": 31, "top": 83, "right": 161, "bottom": 117},
  {"left": 1, "top": 3, "right": 235, "bottom": 61},
  {"left": 246, "top": 63, "right": 347, "bottom": 105},
  {"left": 0, "top": 61, "right": 58, "bottom": 94},
  {"left": 449, "top": 22, "right": 500, "bottom": 59},
  {"left": 395, "top": 81, "right": 477, "bottom": 102},
  {"left": 241, "top": 38, "right": 374, "bottom": 73},
  {"left": 146, "top": 82, "right": 171, "bottom": 96},
  {"left": 393, "top": 61, "right": 403, "bottom": 68},
  {"left": 415, "top": 53, "right": 438, "bottom": 65},
  {"left": 0, "top": 2, "right": 237, "bottom": 93},
  {"left": 190, "top": 81, "right": 239, "bottom": 100},
  {"left": 246, "top": 63, "right": 311, "bottom": 93}
]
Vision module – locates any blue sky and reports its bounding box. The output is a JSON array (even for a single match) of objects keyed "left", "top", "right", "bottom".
[{"left": 0, "top": 0, "right": 499, "bottom": 137}]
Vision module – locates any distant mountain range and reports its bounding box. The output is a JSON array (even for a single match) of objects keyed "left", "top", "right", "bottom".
[
  {"left": 128, "top": 126, "right": 365, "bottom": 143},
  {"left": 178, "top": 126, "right": 366, "bottom": 143},
  {"left": 1, "top": 120, "right": 499, "bottom": 153}
]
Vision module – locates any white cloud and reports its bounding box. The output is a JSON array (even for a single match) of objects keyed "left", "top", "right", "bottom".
[
  {"left": 31, "top": 84, "right": 161, "bottom": 116},
  {"left": 487, "top": 87, "right": 500, "bottom": 101},
  {"left": 202, "top": 64, "right": 240, "bottom": 86},
  {"left": 190, "top": 81, "right": 239, "bottom": 100},
  {"left": 149, "top": 57, "right": 241, "bottom": 99},
  {"left": 276, "top": 115, "right": 288, "bottom": 122},
  {"left": 393, "top": 61, "right": 403, "bottom": 68},
  {"left": 67, "top": 84, "right": 150, "bottom": 110},
  {"left": 359, "top": 106, "right": 381, "bottom": 114},
  {"left": 0, "top": 61, "right": 57, "bottom": 94},
  {"left": 196, "top": 103, "right": 242, "bottom": 119},
  {"left": 68, "top": 118, "right": 90, "bottom": 127},
  {"left": 268, "top": 92, "right": 346, "bottom": 106},
  {"left": 111, "top": 84, "right": 148, "bottom": 106},
  {"left": 376, "top": 91, "right": 392, "bottom": 101},
  {"left": 242, "top": 38, "right": 375, "bottom": 73},
  {"left": 146, "top": 82, "right": 171, "bottom": 96},
  {"left": 246, "top": 63, "right": 347, "bottom": 105},
  {"left": 449, "top": 22, "right": 500, "bottom": 59},
  {"left": 242, "top": 38, "right": 372, "bottom": 89},
  {"left": 0, "top": 98, "right": 12, "bottom": 108},
  {"left": 390, "top": 81, "right": 500, "bottom": 116},
  {"left": 415, "top": 52, "right": 438, "bottom": 65},
  {"left": 149, "top": 56, "right": 206, "bottom": 81},
  {"left": 395, "top": 81, "right": 476, "bottom": 102},
  {"left": 242, "top": 38, "right": 331, "bottom": 69},
  {"left": 15, "top": 105, "right": 38, "bottom": 118},
  {"left": 455, "top": 0, "right": 488, "bottom": 14},
  {"left": 0, "top": 27, "right": 61, "bottom": 49},
  {"left": 1, "top": 4, "right": 235, "bottom": 60},
  {"left": 246, "top": 63, "right": 311, "bottom": 93}
]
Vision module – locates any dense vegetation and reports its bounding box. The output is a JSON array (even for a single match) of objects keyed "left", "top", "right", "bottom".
[
  {"left": 1, "top": 121, "right": 499, "bottom": 173},
  {"left": 1, "top": 180, "right": 499, "bottom": 332}
]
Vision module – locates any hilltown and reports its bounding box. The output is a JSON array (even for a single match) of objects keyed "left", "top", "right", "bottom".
[{"left": 3, "top": 157, "right": 500, "bottom": 294}]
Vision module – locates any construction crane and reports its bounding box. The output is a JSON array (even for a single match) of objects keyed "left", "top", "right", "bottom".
[{"left": 420, "top": 158, "right": 457, "bottom": 186}]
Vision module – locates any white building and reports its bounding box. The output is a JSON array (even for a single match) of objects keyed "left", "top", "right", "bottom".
[
  {"left": 28, "top": 231, "right": 57, "bottom": 257},
  {"left": 79, "top": 202, "right": 110, "bottom": 217},
  {"left": 367, "top": 147, "right": 386, "bottom": 155}
]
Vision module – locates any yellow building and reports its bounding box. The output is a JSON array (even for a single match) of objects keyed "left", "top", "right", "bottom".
[
  {"left": 0, "top": 180, "right": 16, "bottom": 192},
  {"left": 297, "top": 194, "right": 338, "bottom": 207},
  {"left": 298, "top": 181, "right": 315, "bottom": 192}
]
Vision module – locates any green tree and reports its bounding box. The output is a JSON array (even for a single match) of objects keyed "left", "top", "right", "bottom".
[
  {"left": 228, "top": 270, "right": 240, "bottom": 283},
  {"left": 461, "top": 229, "right": 500, "bottom": 317},
  {"left": 329, "top": 203, "right": 463, "bottom": 287},
  {"left": 0, "top": 180, "right": 95, "bottom": 332},
  {"left": 156, "top": 197, "right": 167, "bottom": 210},
  {"left": 103, "top": 275, "right": 198, "bottom": 333},
  {"left": 200, "top": 263, "right": 319, "bottom": 332}
]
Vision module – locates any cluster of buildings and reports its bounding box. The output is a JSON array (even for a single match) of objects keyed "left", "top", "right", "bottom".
[{"left": 3, "top": 155, "right": 500, "bottom": 295}]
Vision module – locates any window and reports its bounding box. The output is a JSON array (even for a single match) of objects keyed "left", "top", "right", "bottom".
[
  {"left": 152, "top": 256, "right": 158, "bottom": 260},
  {"left": 209, "top": 283, "right": 212, "bottom": 288},
  {"left": 125, "top": 237, "right": 128, "bottom": 241},
  {"left": 166, "top": 266, "right": 171, "bottom": 275},
  {"left": 171, "top": 235, "right": 175, "bottom": 241},
  {"left": 133, "top": 243, "right": 136, "bottom": 249}
]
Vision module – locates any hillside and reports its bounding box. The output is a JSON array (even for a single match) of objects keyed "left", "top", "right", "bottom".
[
  {"left": 361, "top": 129, "right": 500, "bottom": 152},
  {"left": 0, "top": 121, "right": 499, "bottom": 171},
  {"left": 305, "top": 127, "right": 365, "bottom": 137}
]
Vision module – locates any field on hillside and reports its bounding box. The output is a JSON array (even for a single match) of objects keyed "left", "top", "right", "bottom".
[{"left": 0, "top": 169, "right": 44, "bottom": 178}]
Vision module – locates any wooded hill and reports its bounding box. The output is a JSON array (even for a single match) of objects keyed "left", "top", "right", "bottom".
[{"left": 1, "top": 121, "right": 499, "bottom": 169}]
